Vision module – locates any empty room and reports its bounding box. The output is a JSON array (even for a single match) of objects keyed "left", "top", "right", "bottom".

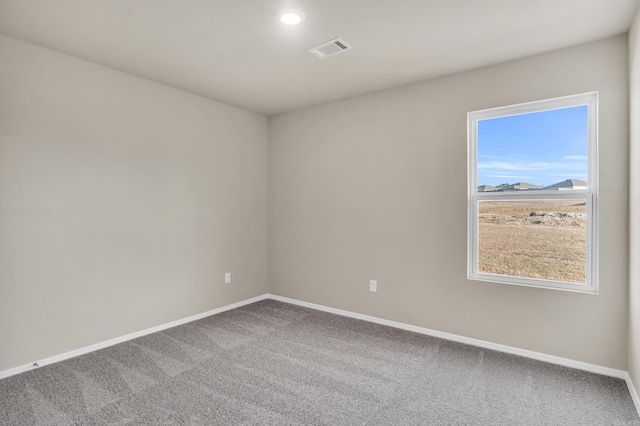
[{"left": 2, "top": 0, "right": 640, "bottom": 424}]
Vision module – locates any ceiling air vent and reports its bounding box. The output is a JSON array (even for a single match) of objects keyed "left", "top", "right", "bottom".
[{"left": 307, "top": 38, "right": 353, "bottom": 59}]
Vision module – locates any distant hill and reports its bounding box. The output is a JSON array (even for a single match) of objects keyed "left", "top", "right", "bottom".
[{"left": 478, "top": 179, "right": 587, "bottom": 192}]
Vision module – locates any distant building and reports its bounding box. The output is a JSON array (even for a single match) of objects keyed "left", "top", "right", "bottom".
[
  {"left": 542, "top": 179, "right": 587, "bottom": 190},
  {"left": 498, "top": 182, "right": 544, "bottom": 191},
  {"left": 478, "top": 185, "right": 496, "bottom": 192}
]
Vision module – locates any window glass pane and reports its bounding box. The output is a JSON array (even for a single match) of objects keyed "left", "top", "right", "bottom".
[
  {"left": 478, "top": 199, "right": 586, "bottom": 284},
  {"left": 477, "top": 106, "right": 588, "bottom": 191}
]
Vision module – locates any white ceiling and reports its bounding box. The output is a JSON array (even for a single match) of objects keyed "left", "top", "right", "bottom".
[{"left": 0, "top": 0, "right": 638, "bottom": 116}]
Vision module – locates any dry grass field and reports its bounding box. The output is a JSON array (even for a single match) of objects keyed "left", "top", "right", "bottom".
[{"left": 478, "top": 200, "right": 587, "bottom": 284}]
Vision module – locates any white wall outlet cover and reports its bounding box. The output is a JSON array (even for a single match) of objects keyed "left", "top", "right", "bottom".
[
  {"left": 225, "top": 272, "right": 231, "bottom": 284},
  {"left": 370, "top": 280, "right": 377, "bottom": 292}
]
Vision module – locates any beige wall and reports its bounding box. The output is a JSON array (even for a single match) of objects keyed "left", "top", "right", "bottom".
[
  {"left": 269, "top": 35, "right": 630, "bottom": 369},
  {"left": 0, "top": 34, "right": 268, "bottom": 372},
  {"left": 628, "top": 8, "right": 640, "bottom": 386}
]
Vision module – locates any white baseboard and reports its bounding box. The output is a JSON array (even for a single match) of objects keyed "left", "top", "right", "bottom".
[
  {"left": 267, "top": 294, "right": 627, "bottom": 380},
  {"left": 624, "top": 372, "right": 640, "bottom": 418},
  {"left": 0, "top": 294, "right": 269, "bottom": 381}
]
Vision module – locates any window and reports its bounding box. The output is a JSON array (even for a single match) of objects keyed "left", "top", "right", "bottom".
[{"left": 468, "top": 93, "right": 597, "bottom": 292}]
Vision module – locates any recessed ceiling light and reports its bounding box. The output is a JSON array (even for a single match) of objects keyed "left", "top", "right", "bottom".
[{"left": 278, "top": 9, "right": 305, "bottom": 25}]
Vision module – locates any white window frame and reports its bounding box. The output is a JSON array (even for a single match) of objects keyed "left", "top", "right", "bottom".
[{"left": 467, "top": 92, "right": 598, "bottom": 293}]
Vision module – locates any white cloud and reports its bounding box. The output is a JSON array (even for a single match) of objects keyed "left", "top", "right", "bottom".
[
  {"left": 564, "top": 155, "right": 588, "bottom": 160},
  {"left": 551, "top": 173, "right": 587, "bottom": 178},
  {"left": 487, "top": 175, "right": 535, "bottom": 179},
  {"left": 478, "top": 158, "right": 587, "bottom": 172},
  {"left": 478, "top": 161, "right": 559, "bottom": 171}
]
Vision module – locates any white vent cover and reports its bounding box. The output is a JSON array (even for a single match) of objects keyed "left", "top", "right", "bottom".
[{"left": 307, "top": 38, "right": 353, "bottom": 59}]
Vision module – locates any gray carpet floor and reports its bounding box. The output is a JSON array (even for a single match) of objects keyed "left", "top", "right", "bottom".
[{"left": 0, "top": 299, "right": 638, "bottom": 425}]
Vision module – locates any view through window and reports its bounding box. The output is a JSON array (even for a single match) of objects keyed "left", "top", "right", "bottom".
[{"left": 468, "top": 93, "right": 597, "bottom": 292}]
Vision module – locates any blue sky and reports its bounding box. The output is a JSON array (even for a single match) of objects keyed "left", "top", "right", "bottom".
[{"left": 477, "top": 105, "right": 588, "bottom": 187}]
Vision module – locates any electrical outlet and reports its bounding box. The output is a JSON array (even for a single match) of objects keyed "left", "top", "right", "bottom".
[
  {"left": 369, "top": 280, "right": 377, "bottom": 293},
  {"left": 225, "top": 272, "right": 231, "bottom": 284}
]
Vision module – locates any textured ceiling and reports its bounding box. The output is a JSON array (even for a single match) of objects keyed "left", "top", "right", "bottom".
[{"left": 0, "top": 0, "right": 638, "bottom": 115}]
